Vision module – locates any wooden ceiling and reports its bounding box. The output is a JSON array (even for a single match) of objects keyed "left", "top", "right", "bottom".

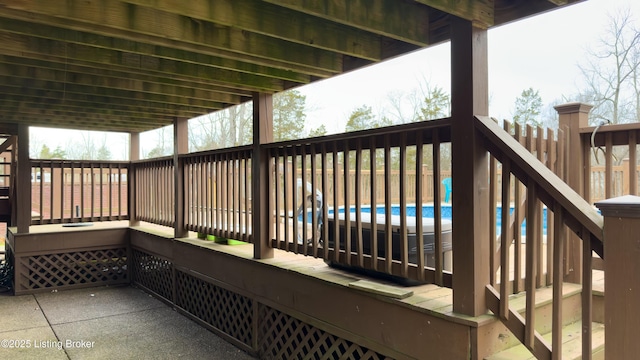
[{"left": 0, "top": 0, "right": 583, "bottom": 133}]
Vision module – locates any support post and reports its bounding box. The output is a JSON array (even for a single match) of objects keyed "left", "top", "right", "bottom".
[
  {"left": 16, "top": 124, "right": 30, "bottom": 233},
  {"left": 556, "top": 103, "right": 592, "bottom": 284},
  {"left": 174, "top": 118, "right": 189, "bottom": 238},
  {"left": 129, "top": 132, "right": 140, "bottom": 227},
  {"left": 253, "top": 92, "right": 274, "bottom": 259},
  {"left": 595, "top": 195, "right": 640, "bottom": 360},
  {"left": 450, "top": 17, "right": 490, "bottom": 316}
]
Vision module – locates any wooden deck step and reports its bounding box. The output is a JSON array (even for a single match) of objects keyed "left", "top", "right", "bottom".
[
  {"left": 485, "top": 320, "right": 605, "bottom": 360},
  {"left": 480, "top": 283, "right": 604, "bottom": 357}
]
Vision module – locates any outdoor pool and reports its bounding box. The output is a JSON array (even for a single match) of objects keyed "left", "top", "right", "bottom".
[{"left": 330, "top": 204, "right": 548, "bottom": 235}]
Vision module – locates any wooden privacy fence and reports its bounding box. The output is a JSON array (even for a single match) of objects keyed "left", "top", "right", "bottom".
[
  {"left": 583, "top": 122, "right": 640, "bottom": 203},
  {"left": 590, "top": 161, "right": 640, "bottom": 203},
  {"left": 30, "top": 159, "right": 129, "bottom": 224}
]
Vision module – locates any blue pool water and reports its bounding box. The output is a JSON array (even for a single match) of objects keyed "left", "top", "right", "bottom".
[{"left": 329, "top": 204, "right": 547, "bottom": 235}]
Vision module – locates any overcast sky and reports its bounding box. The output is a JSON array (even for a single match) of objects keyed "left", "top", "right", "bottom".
[
  {"left": 31, "top": 0, "right": 639, "bottom": 159},
  {"left": 298, "top": 0, "right": 639, "bottom": 134}
]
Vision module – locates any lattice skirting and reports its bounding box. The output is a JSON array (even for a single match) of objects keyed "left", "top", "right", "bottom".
[
  {"left": 175, "top": 270, "right": 254, "bottom": 346},
  {"left": 131, "top": 249, "right": 174, "bottom": 302},
  {"left": 15, "top": 247, "right": 128, "bottom": 293},
  {"left": 257, "top": 304, "right": 389, "bottom": 360},
  {"left": 131, "top": 248, "right": 392, "bottom": 359}
]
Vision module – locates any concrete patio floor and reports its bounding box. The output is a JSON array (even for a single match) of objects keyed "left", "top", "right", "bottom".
[{"left": 0, "top": 285, "right": 257, "bottom": 360}]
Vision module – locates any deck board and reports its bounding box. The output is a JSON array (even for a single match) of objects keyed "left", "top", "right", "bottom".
[{"left": 9, "top": 223, "right": 606, "bottom": 331}]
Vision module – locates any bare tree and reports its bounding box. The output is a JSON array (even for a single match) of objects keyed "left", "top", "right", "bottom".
[
  {"left": 190, "top": 103, "right": 252, "bottom": 151},
  {"left": 384, "top": 76, "right": 450, "bottom": 124},
  {"left": 384, "top": 88, "right": 422, "bottom": 124},
  {"left": 577, "top": 8, "right": 640, "bottom": 125},
  {"left": 29, "top": 132, "right": 44, "bottom": 159},
  {"left": 62, "top": 132, "right": 113, "bottom": 160},
  {"left": 142, "top": 126, "right": 173, "bottom": 159}
]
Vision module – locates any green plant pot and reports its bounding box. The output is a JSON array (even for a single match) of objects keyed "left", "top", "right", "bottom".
[{"left": 226, "top": 239, "right": 247, "bottom": 245}]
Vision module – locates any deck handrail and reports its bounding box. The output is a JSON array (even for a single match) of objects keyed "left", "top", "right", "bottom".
[
  {"left": 475, "top": 115, "right": 604, "bottom": 359},
  {"left": 476, "top": 116, "right": 603, "bottom": 244},
  {"left": 488, "top": 120, "right": 569, "bottom": 292}
]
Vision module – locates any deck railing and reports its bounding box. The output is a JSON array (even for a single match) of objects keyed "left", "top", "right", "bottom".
[
  {"left": 289, "top": 168, "right": 453, "bottom": 207},
  {"left": 30, "top": 159, "right": 129, "bottom": 224},
  {"left": 582, "top": 122, "right": 640, "bottom": 203},
  {"left": 266, "top": 119, "right": 453, "bottom": 285},
  {"left": 476, "top": 115, "right": 604, "bottom": 359},
  {"left": 132, "top": 157, "right": 174, "bottom": 227},
  {"left": 181, "top": 146, "right": 252, "bottom": 242}
]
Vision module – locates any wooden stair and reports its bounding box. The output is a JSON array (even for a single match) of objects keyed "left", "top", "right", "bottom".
[{"left": 485, "top": 283, "right": 605, "bottom": 360}]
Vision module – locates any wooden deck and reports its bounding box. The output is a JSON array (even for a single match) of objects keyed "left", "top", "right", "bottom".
[{"left": 4, "top": 222, "right": 607, "bottom": 359}]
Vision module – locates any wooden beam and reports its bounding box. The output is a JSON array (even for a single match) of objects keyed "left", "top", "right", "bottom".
[
  {"left": 0, "top": 4, "right": 344, "bottom": 75},
  {"left": 0, "top": 107, "right": 174, "bottom": 127},
  {"left": 0, "top": 98, "right": 204, "bottom": 120},
  {"left": 0, "top": 114, "right": 163, "bottom": 133},
  {"left": 122, "top": 0, "right": 384, "bottom": 60},
  {"left": 261, "top": 0, "right": 432, "bottom": 46},
  {"left": 0, "top": 17, "right": 321, "bottom": 82},
  {"left": 0, "top": 79, "right": 223, "bottom": 111},
  {"left": 0, "top": 32, "right": 287, "bottom": 93},
  {"left": 493, "top": 1, "right": 574, "bottom": 26},
  {"left": 0, "top": 54, "right": 253, "bottom": 99},
  {"left": 0, "top": 63, "right": 245, "bottom": 104},
  {"left": 0, "top": 89, "right": 211, "bottom": 118},
  {"left": 450, "top": 16, "right": 490, "bottom": 317},
  {"left": 414, "top": 0, "right": 494, "bottom": 28},
  {"left": 0, "top": 69, "right": 233, "bottom": 107}
]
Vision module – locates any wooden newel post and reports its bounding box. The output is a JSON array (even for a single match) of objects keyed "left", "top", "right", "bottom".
[
  {"left": 129, "top": 132, "right": 140, "bottom": 227},
  {"left": 595, "top": 195, "right": 640, "bottom": 360},
  {"left": 450, "top": 17, "right": 490, "bottom": 317},
  {"left": 16, "top": 124, "right": 30, "bottom": 233},
  {"left": 556, "top": 102, "right": 592, "bottom": 284},
  {"left": 174, "top": 117, "right": 189, "bottom": 238},
  {"left": 252, "top": 92, "right": 274, "bottom": 259}
]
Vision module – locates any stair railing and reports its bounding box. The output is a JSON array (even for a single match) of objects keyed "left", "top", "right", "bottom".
[{"left": 475, "top": 115, "right": 603, "bottom": 359}]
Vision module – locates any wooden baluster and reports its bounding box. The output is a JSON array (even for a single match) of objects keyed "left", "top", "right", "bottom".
[
  {"left": 355, "top": 138, "right": 363, "bottom": 267},
  {"left": 416, "top": 132, "right": 425, "bottom": 282},
  {"left": 500, "top": 159, "right": 511, "bottom": 320},
  {"left": 370, "top": 137, "right": 378, "bottom": 271},
  {"left": 525, "top": 182, "right": 539, "bottom": 348}
]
